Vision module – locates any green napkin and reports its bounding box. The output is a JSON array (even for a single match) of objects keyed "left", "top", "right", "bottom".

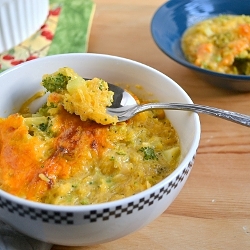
[
  {"left": 48, "top": 0, "right": 95, "bottom": 54},
  {"left": 0, "top": 0, "right": 95, "bottom": 72}
]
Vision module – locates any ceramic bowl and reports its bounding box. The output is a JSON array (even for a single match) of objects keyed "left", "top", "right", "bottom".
[
  {"left": 151, "top": 0, "right": 250, "bottom": 92},
  {"left": 0, "top": 53, "right": 200, "bottom": 246}
]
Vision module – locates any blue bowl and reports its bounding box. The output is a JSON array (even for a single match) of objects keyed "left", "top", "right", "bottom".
[{"left": 151, "top": 0, "right": 250, "bottom": 92}]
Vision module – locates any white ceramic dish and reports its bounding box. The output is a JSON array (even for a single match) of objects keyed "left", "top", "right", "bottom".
[
  {"left": 0, "top": 0, "right": 49, "bottom": 53},
  {"left": 0, "top": 53, "right": 200, "bottom": 246}
]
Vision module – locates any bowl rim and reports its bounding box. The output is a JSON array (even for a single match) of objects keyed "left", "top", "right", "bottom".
[{"left": 0, "top": 53, "right": 201, "bottom": 211}]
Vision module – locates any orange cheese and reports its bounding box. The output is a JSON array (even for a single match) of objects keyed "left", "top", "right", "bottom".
[{"left": 0, "top": 108, "right": 111, "bottom": 202}]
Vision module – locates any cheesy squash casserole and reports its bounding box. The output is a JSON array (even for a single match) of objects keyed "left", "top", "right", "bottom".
[
  {"left": 182, "top": 15, "right": 250, "bottom": 75},
  {"left": 0, "top": 67, "right": 181, "bottom": 205}
]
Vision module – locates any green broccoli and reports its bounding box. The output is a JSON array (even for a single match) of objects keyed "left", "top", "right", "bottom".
[
  {"left": 24, "top": 116, "right": 56, "bottom": 138},
  {"left": 139, "top": 147, "right": 158, "bottom": 160},
  {"left": 42, "top": 73, "right": 71, "bottom": 93},
  {"left": 38, "top": 102, "right": 57, "bottom": 116},
  {"left": 38, "top": 122, "right": 48, "bottom": 132}
]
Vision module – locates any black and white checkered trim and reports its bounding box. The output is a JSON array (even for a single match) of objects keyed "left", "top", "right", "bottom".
[
  {"left": 83, "top": 156, "right": 195, "bottom": 222},
  {"left": 0, "top": 156, "right": 195, "bottom": 225},
  {"left": 0, "top": 198, "right": 74, "bottom": 224}
]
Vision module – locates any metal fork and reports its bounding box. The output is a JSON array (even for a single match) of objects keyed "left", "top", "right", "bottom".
[{"left": 107, "top": 102, "right": 250, "bottom": 127}]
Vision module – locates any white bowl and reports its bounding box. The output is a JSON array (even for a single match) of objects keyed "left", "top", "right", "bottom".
[
  {"left": 0, "top": 53, "right": 200, "bottom": 246},
  {"left": 0, "top": 0, "right": 49, "bottom": 53}
]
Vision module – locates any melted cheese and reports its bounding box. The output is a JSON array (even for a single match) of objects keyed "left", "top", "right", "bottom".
[{"left": 0, "top": 67, "right": 181, "bottom": 205}]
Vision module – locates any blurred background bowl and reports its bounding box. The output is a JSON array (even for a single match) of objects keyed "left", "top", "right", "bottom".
[
  {"left": 0, "top": 53, "right": 200, "bottom": 246},
  {"left": 151, "top": 0, "right": 250, "bottom": 92},
  {"left": 0, "top": 0, "right": 49, "bottom": 53}
]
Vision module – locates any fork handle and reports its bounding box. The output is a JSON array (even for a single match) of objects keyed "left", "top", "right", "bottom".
[{"left": 137, "top": 103, "right": 250, "bottom": 127}]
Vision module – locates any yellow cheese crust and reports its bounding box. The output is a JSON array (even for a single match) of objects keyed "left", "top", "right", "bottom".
[{"left": 182, "top": 15, "right": 250, "bottom": 75}]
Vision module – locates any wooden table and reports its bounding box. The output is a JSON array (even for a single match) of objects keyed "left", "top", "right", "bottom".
[{"left": 53, "top": 0, "right": 250, "bottom": 249}]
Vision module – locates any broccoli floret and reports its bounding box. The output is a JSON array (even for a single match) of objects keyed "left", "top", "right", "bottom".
[
  {"left": 39, "top": 117, "right": 55, "bottom": 137},
  {"left": 139, "top": 147, "right": 158, "bottom": 160},
  {"left": 24, "top": 116, "right": 56, "bottom": 138},
  {"left": 38, "top": 102, "right": 57, "bottom": 116},
  {"left": 42, "top": 73, "right": 71, "bottom": 93},
  {"left": 38, "top": 122, "right": 48, "bottom": 131}
]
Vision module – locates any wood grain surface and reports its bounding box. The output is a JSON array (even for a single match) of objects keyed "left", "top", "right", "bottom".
[{"left": 53, "top": 0, "right": 250, "bottom": 249}]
